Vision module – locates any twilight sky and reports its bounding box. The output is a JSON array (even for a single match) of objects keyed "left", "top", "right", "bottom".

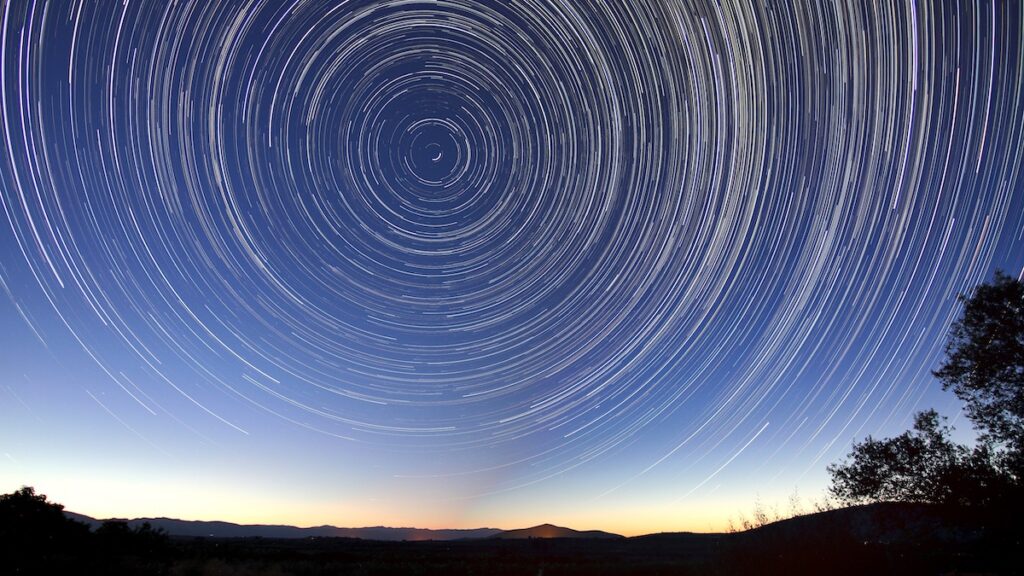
[{"left": 1, "top": 0, "right": 1023, "bottom": 535}]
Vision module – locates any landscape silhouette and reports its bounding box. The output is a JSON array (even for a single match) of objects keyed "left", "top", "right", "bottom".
[
  {"left": 2, "top": 1, "right": 1023, "bottom": 572},
  {"left": 4, "top": 272, "right": 1021, "bottom": 574}
]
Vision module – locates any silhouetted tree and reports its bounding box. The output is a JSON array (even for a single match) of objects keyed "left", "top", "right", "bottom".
[
  {"left": 829, "top": 272, "right": 1023, "bottom": 510},
  {"left": 0, "top": 486, "right": 91, "bottom": 572},
  {"left": 934, "top": 270, "right": 1024, "bottom": 480},
  {"left": 828, "top": 410, "right": 966, "bottom": 505}
]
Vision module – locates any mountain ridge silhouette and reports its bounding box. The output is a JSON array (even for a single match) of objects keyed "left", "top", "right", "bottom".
[
  {"left": 489, "top": 523, "right": 623, "bottom": 539},
  {"left": 64, "top": 511, "right": 504, "bottom": 541},
  {"left": 64, "top": 502, "right": 960, "bottom": 543}
]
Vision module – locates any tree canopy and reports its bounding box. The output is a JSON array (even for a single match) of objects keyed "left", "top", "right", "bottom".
[
  {"left": 934, "top": 270, "right": 1024, "bottom": 477},
  {"left": 829, "top": 271, "right": 1023, "bottom": 507},
  {"left": 828, "top": 410, "right": 965, "bottom": 505}
]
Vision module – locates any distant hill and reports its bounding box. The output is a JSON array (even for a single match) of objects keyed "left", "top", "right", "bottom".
[
  {"left": 490, "top": 523, "right": 623, "bottom": 539},
  {"left": 63, "top": 511, "right": 502, "bottom": 541},
  {"left": 64, "top": 502, "right": 963, "bottom": 545}
]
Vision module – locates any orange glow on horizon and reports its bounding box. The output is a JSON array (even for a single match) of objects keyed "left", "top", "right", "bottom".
[{"left": 3, "top": 474, "right": 741, "bottom": 536}]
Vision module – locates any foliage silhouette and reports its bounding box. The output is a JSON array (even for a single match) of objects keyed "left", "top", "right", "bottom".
[
  {"left": 0, "top": 486, "right": 169, "bottom": 574},
  {"left": 934, "top": 270, "right": 1024, "bottom": 480},
  {"left": 829, "top": 272, "right": 1023, "bottom": 507},
  {"left": 96, "top": 519, "right": 169, "bottom": 556},
  {"left": 828, "top": 410, "right": 970, "bottom": 505},
  {"left": 826, "top": 271, "right": 1023, "bottom": 572},
  {"left": 0, "top": 486, "right": 91, "bottom": 573}
]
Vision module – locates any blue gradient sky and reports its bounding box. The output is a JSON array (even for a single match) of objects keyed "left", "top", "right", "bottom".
[{"left": 2, "top": 1, "right": 1023, "bottom": 535}]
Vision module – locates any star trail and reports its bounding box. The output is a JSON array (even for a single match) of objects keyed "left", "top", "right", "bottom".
[{"left": 1, "top": 1, "right": 1023, "bottom": 533}]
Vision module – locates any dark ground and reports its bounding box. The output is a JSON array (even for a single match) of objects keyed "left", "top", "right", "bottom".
[
  {"left": 6, "top": 502, "right": 1020, "bottom": 575},
  {"left": 71, "top": 529, "right": 1014, "bottom": 576}
]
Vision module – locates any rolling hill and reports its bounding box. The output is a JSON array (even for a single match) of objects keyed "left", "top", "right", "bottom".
[
  {"left": 489, "top": 523, "right": 623, "bottom": 539},
  {"left": 64, "top": 511, "right": 502, "bottom": 541}
]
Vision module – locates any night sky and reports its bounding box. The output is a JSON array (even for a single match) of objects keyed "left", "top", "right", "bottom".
[{"left": 1, "top": 1, "right": 1023, "bottom": 535}]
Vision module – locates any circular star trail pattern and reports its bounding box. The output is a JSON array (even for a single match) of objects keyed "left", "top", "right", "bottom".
[{"left": 2, "top": 1, "right": 1023, "bottom": 492}]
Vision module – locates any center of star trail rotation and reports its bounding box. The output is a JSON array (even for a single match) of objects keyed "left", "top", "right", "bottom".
[{"left": 1, "top": 0, "right": 1022, "bottom": 507}]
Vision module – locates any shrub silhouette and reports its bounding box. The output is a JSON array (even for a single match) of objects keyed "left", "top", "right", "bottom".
[{"left": 97, "top": 520, "right": 168, "bottom": 555}]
